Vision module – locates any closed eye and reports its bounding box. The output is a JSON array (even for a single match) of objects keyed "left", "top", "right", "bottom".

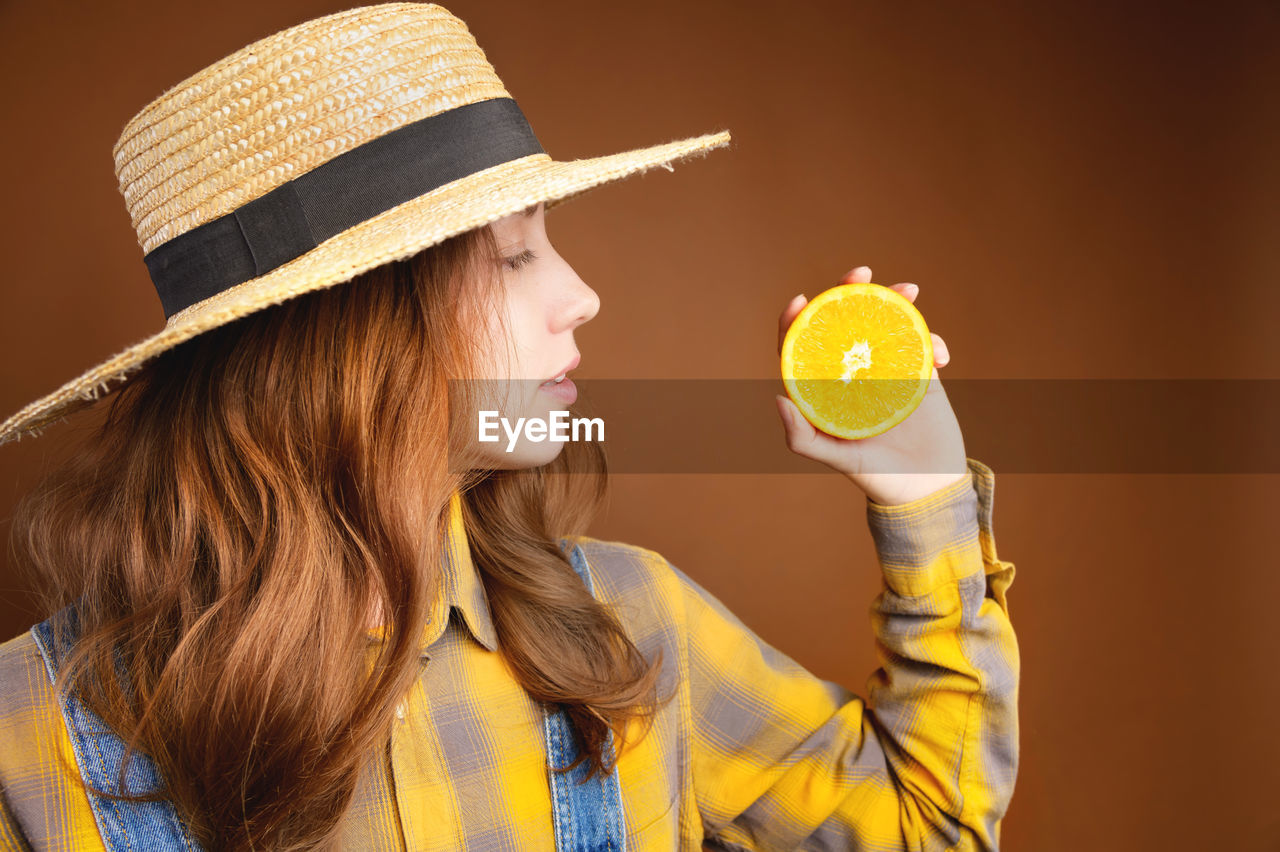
[{"left": 503, "top": 249, "right": 537, "bottom": 271}]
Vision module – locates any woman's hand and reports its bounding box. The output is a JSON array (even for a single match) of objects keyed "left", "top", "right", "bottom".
[{"left": 775, "top": 265, "right": 970, "bottom": 506}]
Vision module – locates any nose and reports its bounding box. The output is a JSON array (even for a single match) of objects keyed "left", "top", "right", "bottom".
[{"left": 555, "top": 265, "right": 600, "bottom": 332}]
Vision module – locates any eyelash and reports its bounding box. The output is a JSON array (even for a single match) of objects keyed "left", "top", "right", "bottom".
[{"left": 503, "top": 249, "right": 537, "bottom": 270}]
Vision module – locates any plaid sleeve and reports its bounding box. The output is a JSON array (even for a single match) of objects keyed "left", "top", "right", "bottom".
[{"left": 681, "top": 457, "right": 1019, "bottom": 851}]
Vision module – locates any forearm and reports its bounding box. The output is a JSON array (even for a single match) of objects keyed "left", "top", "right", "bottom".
[{"left": 861, "top": 456, "right": 1020, "bottom": 849}]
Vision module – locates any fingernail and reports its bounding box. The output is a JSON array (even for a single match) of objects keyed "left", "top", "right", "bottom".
[
  {"left": 794, "top": 293, "right": 806, "bottom": 303},
  {"left": 905, "top": 283, "right": 919, "bottom": 297}
]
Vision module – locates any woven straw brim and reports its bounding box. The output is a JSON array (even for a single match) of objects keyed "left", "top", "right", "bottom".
[{"left": 0, "top": 131, "right": 730, "bottom": 446}]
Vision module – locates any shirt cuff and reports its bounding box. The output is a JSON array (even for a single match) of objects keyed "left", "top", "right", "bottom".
[{"left": 864, "top": 457, "right": 1001, "bottom": 597}]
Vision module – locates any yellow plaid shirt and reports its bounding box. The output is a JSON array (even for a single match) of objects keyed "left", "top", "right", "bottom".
[{"left": 0, "top": 457, "right": 1018, "bottom": 850}]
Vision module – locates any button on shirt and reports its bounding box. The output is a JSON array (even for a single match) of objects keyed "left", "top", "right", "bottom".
[{"left": 0, "top": 457, "right": 1019, "bottom": 850}]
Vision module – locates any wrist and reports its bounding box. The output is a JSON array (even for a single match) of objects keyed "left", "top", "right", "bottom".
[{"left": 858, "top": 468, "right": 971, "bottom": 508}]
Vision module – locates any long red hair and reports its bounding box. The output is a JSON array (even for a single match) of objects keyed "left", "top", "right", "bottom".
[{"left": 11, "top": 223, "right": 663, "bottom": 850}]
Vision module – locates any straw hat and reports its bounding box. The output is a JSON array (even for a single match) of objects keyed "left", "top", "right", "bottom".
[{"left": 0, "top": 2, "right": 730, "bottom": 446}]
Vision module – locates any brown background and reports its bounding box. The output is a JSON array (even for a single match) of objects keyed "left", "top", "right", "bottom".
[{"left": 2, "top": 0, "right": 1277, "bottom": 849}]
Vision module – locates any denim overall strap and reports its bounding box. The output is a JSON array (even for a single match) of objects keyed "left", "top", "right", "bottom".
[
  {"left": 30, "top": 610, "right": 203, "bottom": 851},
  {"left": 546, "top": 540, "right": 628, "bottom": 852}
]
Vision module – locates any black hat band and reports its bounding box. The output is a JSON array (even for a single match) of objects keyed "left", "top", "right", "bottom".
[{"left": 144, "top": 97, "right": 545, "bottom": 319}]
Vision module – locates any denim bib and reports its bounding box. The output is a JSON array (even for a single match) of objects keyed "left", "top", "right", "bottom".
[{"left": 29, "top": 540, "right": 626, "bottom": 851}]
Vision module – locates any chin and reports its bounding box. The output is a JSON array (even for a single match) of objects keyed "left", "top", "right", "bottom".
[{"left": 477, "top": 440, "right": 566, "bottom": 471}]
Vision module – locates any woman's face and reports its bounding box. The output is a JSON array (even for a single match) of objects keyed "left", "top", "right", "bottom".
[{"left": 467, "top": 202, "right": 600, "bottom": 469}]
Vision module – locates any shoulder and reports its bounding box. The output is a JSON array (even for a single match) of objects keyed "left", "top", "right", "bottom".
[
  {"left": 0, "top": 623, "right": 64, "bottom": 743},
  {"left": 0, "top": 627, "right": 50, "bottom": 706},
  {"left": 0, "top": 627, "right": 38, "bottom": 663},
  {"left": 0, "top": 621, "right": 106, "bottom": 844},
  {"left": 561, "top": 536, "right": 693, "bottom": 636},
  {"left": 0, "top": 628, "right": 58, "bottom": 812},
  {"left": 566, "top": 536, "right": 678, "bottom": 595},
  {"left": 0, "top": 627, "right": 57, "bottom": 763},
  {"left": 0, "top": 626, "right": 107, "bottom": 850}
]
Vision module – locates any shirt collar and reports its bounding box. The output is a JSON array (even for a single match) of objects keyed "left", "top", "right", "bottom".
[
  {"left": 425, "top": 489, "right": 498, "bottom": 653},
  {"left": 368, "top": 489, "right": 498, "bottom": 655}
]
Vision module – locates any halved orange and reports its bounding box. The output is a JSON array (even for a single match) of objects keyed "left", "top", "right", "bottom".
[{"left": 780, "top": 283, "right": 933, "bottom": 439}]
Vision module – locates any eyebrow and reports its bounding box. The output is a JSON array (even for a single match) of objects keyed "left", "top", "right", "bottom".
[{"left": 521, "top": 203, "right": 540, "bottom": 218}]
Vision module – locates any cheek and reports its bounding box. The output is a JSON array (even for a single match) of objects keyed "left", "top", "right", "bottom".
[
  {"left": 500, "top": 291, "right": 546, "bottom": 376},
  {"left": 475, "top": 296, "right": 517, "bottom": 380}
]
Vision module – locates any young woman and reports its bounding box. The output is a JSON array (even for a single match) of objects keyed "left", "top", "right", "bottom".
[{"left": 0, "top": 4, "right": 1019, "bottom": 850}]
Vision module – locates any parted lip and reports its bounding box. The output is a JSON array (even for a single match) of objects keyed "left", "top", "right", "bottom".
[{"left": 543, "top": 354, "right": 581, "bottom": 383}]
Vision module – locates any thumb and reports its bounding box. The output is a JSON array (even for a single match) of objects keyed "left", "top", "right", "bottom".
[
  {"left": 775, "top": 394, "right": 823, "bottom": 457},
  {"left": 775, "top": 394, "right": 861, "bottom": 473}
]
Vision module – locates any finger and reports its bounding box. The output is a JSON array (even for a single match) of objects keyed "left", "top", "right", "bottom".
[
  {"left": 932, "top": 332, "right": 950, "bottom": 366},
  {"left": 889, "top": 282, "right": 919, "bottom": 303},
  {"left": 920, "top": 360, "right": 943, "bottom": 395},
  {"left": 839, "top": 265, "right": 872, "bottom": 285},
  {"left": 778, "top": 293, "right": 808, "bottom": 355}
]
